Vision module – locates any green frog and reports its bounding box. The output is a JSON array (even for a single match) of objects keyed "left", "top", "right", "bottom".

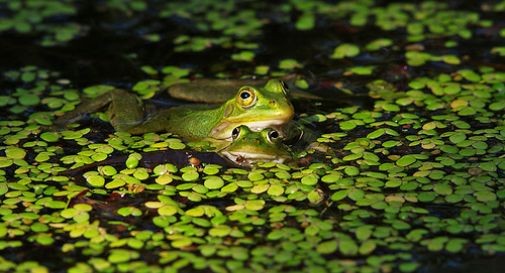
[
  {"left": 219, "top": 125, "right": 330, "bottom": 167},
  {"left": 57, "top": 79, "right": 294, "bottom": 141},
  {"left": 219, "top": 125, "right": 291, "bottom": 167}
]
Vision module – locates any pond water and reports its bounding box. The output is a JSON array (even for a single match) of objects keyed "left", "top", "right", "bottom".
[{"left": 1, "top": 1, "right": 505, "bottom": 272}]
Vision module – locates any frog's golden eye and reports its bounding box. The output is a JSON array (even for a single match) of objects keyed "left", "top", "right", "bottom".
[
  {"left": 237, "top": 88, "right": 257, "bottom": 108},
  {"left": 232, "top": 127, "right": 241, "bottom": 140},
  {"left": 266, "top": 130, "right": 280, "bottom": 143}
]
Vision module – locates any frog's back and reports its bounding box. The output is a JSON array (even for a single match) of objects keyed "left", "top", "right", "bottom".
[{"left": 168, "top": 79, "right": 261, "bottom": 103}]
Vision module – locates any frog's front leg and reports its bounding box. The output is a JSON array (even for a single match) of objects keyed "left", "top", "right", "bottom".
[
  {"left": 55, "top": 89, "right": 145, "bottom": 132},
  {"left": 126, "top": 108, "right": 174, "bottom": 135}
]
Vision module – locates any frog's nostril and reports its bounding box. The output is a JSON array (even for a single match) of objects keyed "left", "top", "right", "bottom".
[{"left": 269, "top": 100, "right": 276, "bottom": 105}]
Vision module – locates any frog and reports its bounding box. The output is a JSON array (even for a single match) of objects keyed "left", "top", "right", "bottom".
[
  {"left": 218, "top": 125, "right": 291, "bottom": 167},
  {"left": 165, "top": 77, "right": 348, "bottom": 147},
  {"left": 56, "top": 79, "right": 294, "bottom": 141},
  {"left": 217, "top": 124, "right": 331, "bottom": 167}
]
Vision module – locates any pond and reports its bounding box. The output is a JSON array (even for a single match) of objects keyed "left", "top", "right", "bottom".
[{"left": 1, "top": 1, "right": 505, "bottom": 272}]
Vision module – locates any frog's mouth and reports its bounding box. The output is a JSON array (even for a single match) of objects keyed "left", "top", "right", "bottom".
[
  {"left": 220, "top": 151, "right": 286, "bottom": 166},
  {"left": 229, "top": 106, "right": 294, "bottom": 128},
  {"left": 244, "top": 119, "right": 287, "bottom": 132}
]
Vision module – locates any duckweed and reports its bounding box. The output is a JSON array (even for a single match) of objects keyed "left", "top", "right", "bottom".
[
  {"left": 2, "top": 1, "right": 505, "bottom": 273},
  {"left": 331, "top": 44, "right": 360, "bottom": 59},
  {"left": 204, "top": 176, "right": 224, "bottom": 190}
]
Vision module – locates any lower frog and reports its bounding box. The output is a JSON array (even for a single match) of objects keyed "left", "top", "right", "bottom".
[
  {"left": 219, "top": 125, "right": 291, "bottom": 167},
  {"left": 170, "top": 124, "right": 328, "bottom": 167},
  {"left": 56, "top": 79, "right": 294, "bottom": 141}
]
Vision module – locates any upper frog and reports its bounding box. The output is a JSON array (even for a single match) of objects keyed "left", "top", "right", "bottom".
[
  {"left": 142, "top": 79, "right": 294, "bottom": 140},
  {"left": 57, "top": 79, "right": 294, "bottom": 141}
]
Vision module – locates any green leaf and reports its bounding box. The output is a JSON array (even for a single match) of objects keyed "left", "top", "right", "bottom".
[
  {"left": 331, "top": 44, "right": 360, "bottom": 59},
  {"left": 316, "top": 240, "right": 338, "bottom": 254},
  {"left": 396, "top": 155, "right": 416, "bottom": 167}
]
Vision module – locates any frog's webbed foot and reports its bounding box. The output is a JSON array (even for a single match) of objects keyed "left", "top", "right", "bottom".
[{"left": 278, "top": 121, "right": 308, "bottom": 145}]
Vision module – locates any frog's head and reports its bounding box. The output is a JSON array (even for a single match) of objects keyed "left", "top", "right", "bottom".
[
  {"left": 220, "top": 126, "right": 291, "bottom": 167},
  {"left": 211, "top": 79, "right": 294, "bottom": 139}
]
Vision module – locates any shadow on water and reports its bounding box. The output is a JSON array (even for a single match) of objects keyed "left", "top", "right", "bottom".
[
  {"left": 0, "top": 32, "right": 145, "bottom": 87},
  {"left": 421, "top": 253, "right": 505, "bottom": 273}
]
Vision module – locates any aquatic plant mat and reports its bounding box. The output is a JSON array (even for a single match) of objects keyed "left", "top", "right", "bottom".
[{"left": 1, "top": 1, "right": 505, "bottom": 272}]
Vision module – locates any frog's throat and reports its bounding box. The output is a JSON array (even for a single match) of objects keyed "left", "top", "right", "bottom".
[
  {"left": 220, "top": 151, "right": 287, "bottom": 165},
  {"left": 210, "top": 119, "right": 288, "bottom": 139}
]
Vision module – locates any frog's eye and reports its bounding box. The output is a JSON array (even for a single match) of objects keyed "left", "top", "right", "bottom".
[
  {"left": 237, "top": 88, "right": 257, "bottom": 108},
  {"left": 232, "top": 127, "right": 241, "bottom": 140},
  {"left": 267, "top": 130, "right": 280, "bottom": 143},
  {"left": 280, "top": 81, "right": 289, "bottom": 94}
]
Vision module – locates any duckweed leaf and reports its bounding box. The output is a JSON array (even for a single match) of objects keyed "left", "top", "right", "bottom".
[{"left": 331, "top": 44, "right": 360, "bottom": 59}]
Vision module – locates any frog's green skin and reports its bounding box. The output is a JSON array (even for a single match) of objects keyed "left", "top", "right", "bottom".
[
  {"left": 168, "top": 76, "right": 322, "bottom": 103},
  {"left": 166, "top": 78, "right": 328, "bottom": 142},
  {"left": 57, "top": 80, "right": 294, "bottom": 141},
  {"left": 219, "top": 126, "right": 291, "bottom": 167}
]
